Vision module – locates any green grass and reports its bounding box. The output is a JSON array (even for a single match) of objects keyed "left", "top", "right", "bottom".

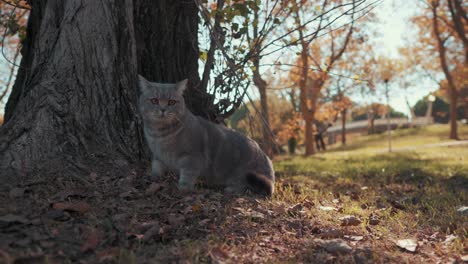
[
  {"left": 273, "top": 125, "right": 468, "bottom": 259},
  {"left": 328, "top": 124, "right": 468, "bottom": 153}
]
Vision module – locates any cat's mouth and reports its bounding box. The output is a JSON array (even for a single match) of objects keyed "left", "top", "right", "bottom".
[{"left": 156, "top": 113, "right": 178, "bottom": 122}]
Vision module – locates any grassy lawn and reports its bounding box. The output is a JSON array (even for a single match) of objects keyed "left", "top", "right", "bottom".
[
  {"left": 1, "top": 125, "right": 466, "bottom": 263},
  {"left": 328, "top": 124, "right": 468, "bottom": 153},
  {"left": 273, "top": 147, "right": 467, "bottom": 261}
]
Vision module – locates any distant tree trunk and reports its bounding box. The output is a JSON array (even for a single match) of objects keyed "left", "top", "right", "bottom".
[
  {"left": 405, "top": 98, "right": 416, "bottom": 127},
  {"left": 253, "top": 67, "right": 274, "bottom": 157},
  {"left": 0, "top": 0, "right": 202, "bottom": 177},
  {"left": 251, "top": 6, "right": 273, "bottom": 157},
  {"left": 432, "top": 2, "right": 459, "bottom": 139},
  {"left": 341, "top": 108, "right": 347, "bottom": 145},
  {"left": 464, "top": 102, "right": 468, "bottom": 121}
]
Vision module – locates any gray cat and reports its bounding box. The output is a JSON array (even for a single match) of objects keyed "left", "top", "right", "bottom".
[{"left": 138, "top": 75, "right": 275, "bottom": 195}]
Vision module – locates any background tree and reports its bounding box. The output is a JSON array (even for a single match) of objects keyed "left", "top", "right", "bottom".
[
  {"left": 286, "top": 0, "right": 358, "bottom": 155},
  {"left": 406, "top": 0, "right": 466, "bottom": 139}
]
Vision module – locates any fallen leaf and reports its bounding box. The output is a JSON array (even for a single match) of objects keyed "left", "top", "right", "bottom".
[
  {"left": 390, "top": 200, "right": 405, "bottom": 210},
  {"left": 319, "top": 206, "right": 337, "bottom": 211},
  {"left": 167, "top": 214, "right": 185, "bottom": 226},
  {"left": 273, "top": 204, "right": 287, "bottom": 215},
  {"left": 209, "top": 246, "right": 230, "bottom": 261},
  {"left": 191, "top": 203, "right": 202, "bottom": 213},
  {"left": 0, "top": 214, "right": 29, "bottom": 225},
  {"left": 81, "top": 227, "right": 101, "bottom": 252},
  {"left": 97, "top": 247, "right": 121, "bottom": 262},
  {"left": 395, "top": 239, "right": 417, "bottom": 252},
  {"left": 314, "top": 239, "right": 352, "bottom": 254},
  {"left": 340, "top": 215, "right": 362, "bottom": 226},
  {"left": 143, "top": 224, "right": 162, "bottom": 242},
  {"left": 443, "top": 234, "right": 457, "bottom": 245},
  {"left": 456, "top": 206, "right": 468, "bottom": 215},
  {"left": 344, "top": 235, "right": 364, "bottom": 241},
  {"left": 249, "top": 210, "right": 266, "bottom": 219},
  {"left": 368, "top": 214, "right": 380, "bottom": 225},
  {"left": 52, "top": 201, "right": 91, "bottom": 214},
  {"left": 320, "top": 228, "right": 343, "bottom": 239},
  {"left": 45, "top": 209, "right": 70, "bottom": 221},
  {"left": 53, "top": 188, "right": 90, "bottom": 201},
  {"left": 288, "top": 203, "right": 304, "bottom": 214},
  {"left": 199, "top": 219, "right": 210, "bottom": 226},
  {"left": 145, "top": 183, "right": 164, "bottom": 196}
]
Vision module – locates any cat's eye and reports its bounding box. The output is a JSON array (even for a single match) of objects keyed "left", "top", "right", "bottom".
[
  {"left": 168, "top": 99, "right": 177, "bottom": 106},
  {"left": 149, "top": 98, "right": 159, "bottom": 105}
]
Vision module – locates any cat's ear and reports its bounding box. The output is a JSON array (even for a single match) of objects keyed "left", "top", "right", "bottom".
[
  {"left": 175, "top": 79, "right": 188, "bottom": 95},
  {"left": 138, "top": 74, "right": 149, "bottom": 92}
]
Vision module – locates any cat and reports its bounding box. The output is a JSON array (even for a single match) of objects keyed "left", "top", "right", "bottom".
[{"left": 138, "top": 75, "right": 275, "bottom": 195}]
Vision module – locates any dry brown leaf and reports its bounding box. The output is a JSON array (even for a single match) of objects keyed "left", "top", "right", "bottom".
[
  {"left": 456, "top": 206, "right": 468, "bottom": 215},
  {"left": 52, "top": 201, "right": 91, "bottom": 214},
  {"left": 81, "top": 227, "right": 101, "bottom": 252},
  {"left": 209, "top": 246, "right": 230, "bottom": 261},
  {"left": 368, "top": 214, "right": 380, "bottom": 225},
  {"left": 395, "top": 239, "right": 417, "bottom": 252},
  {"left": 145, "top": 183, "right": 164, "bottom": 196},
  {"left": 318, "top": 206, "right": 338, "bottom": 211},
  {"left": 314, "top": 239, "right": 353, "bottom": 254},
  {"left": 340, "top": 215, "right": 362, "bottom": 226},
  {"left": 344, "top": 235, "right": 364, "bottom": 241},
  {"left": 320, "top": 228, "right": 343, "bottom": 239}
]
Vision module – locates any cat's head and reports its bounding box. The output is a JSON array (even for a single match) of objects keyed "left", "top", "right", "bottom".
[{"left": 138, "top": 75, "right": 188, "bottom": 123}]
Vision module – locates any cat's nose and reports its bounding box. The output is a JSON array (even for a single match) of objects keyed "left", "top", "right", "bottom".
[{"left": 160, "top": 109, "right": 166, "bottom": 115}]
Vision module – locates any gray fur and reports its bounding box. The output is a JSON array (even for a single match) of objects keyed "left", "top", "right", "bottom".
[{"left": 138, "top": 75, "right": 275, "bottom": 195}]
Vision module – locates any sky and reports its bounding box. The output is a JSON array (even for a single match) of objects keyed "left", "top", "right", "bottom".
[
  {"left": 362, "top": 0, "right": 439, "bottom": 116},
  {"left": 0, "top": 0, "right": 440, "bottom": 117}
]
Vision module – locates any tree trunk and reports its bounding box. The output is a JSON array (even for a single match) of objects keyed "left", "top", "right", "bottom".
[
  {"left": 134, "top": 0, "right": 216, "bottom": 120},
  {"left": 253, "top": 70, "right": 274, "bottom": 157},
  {"left": 449, "top": 93, "right": 458, "bottom": 138},
  {"left": 341, "top": 108, "right": 347, "bottom": 145},
  {"left": 0, "top": 0, "right": 203, "bottom": 177},
  {"left": 464, "top": 102, "right": 468, "bottom": 121},
  {"left": 304, "top": 115, "right": 315, "bottom": 156},
  {"left": 368, "top": 111, "right": 375, "bottom": 135},
  {"left": 432, "top": 2, "right": 459, "bottom": 139}
]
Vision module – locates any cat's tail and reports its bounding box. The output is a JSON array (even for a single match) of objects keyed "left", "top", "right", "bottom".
[{"left": 246, "top": 172, "right": 274, "bottom": 196}]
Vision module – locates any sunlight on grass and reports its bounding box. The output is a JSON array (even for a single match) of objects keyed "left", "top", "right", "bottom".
[
  {"left": 327, "top": 124, "right": 468, "bottom": 153},
  {"left": 273, "top": 125, "right": 467, "bottom": 257}
]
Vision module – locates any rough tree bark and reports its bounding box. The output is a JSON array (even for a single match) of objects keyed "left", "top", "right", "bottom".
[
  {"left": 0, "top": 0, "right": 205, "bottom": 177},
  {"left": 1, "top": 0, "right": 144, "bottom": 176},
  {"left": 134, "top": 0, "right": 216, "bottom": 120}
]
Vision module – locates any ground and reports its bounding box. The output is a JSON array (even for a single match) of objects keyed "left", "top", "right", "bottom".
[{"left": 0, "top": 125, "right": 467, "bottom": 263}]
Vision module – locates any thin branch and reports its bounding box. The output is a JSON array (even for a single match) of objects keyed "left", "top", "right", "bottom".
[
  {"left": 0, "top": 0, "right": 30, "bottom": 10},
  {"left": 0, "top": 44, "right": 20, "bottom": 102}
]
